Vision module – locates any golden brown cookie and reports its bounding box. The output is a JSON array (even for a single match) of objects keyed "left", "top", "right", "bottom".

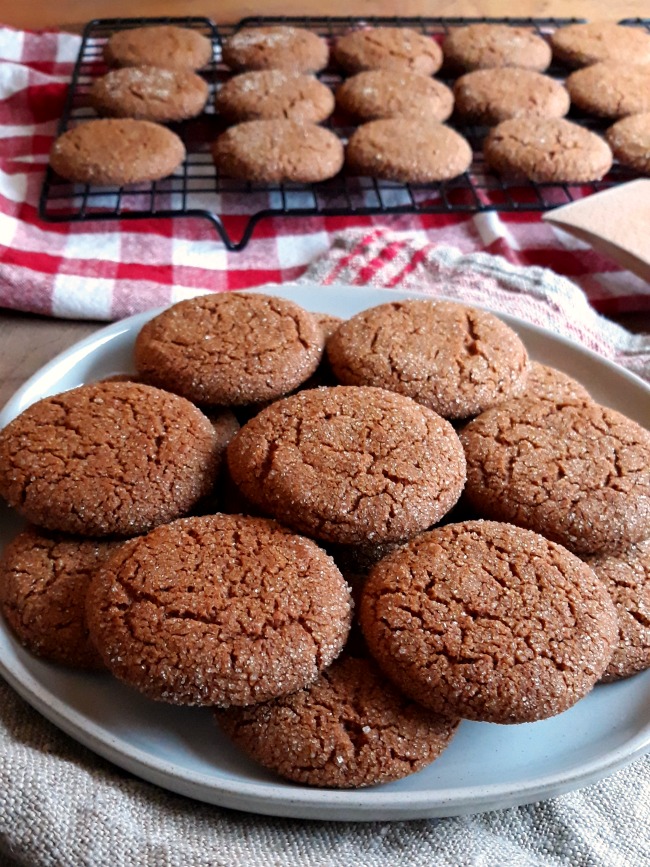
[
  {"left": 484, "top": 117, "right": 612, "bottom": 182},
  {"left": 89, "top": 66, "right": 209, "bottom": 122},
  {"left": 335, "top": 68, "right": 453, "bottom": 122},
  {"left": 442, "top": 23, "right": 551, "bottom": 72},
  {"left": 226, "top": 385, "right": 467, "bottom": 545},
  {"left": 49, "top": 119, "right": 185, "bottom": 185},
  {"left": 586, "top": 540, "right": 650, "bottom": 682},
  {"left": 215, "top": 655, "right": 459, "bottom": 788},
  {"left": 566, "top": 63, "right": 650, "bottom": 119},
  {"left": 550, "top": 22, "right": 650, "bottom": 69},
  {"left": 104, "top": 25, "right": 213, "bottom": 71},
  {"left": 212, "top": 119, "right": 344, "bottom": 182},
  {"left": 453, "top": 68, "right": 570, "bottom": 125},
  {"left": 359, "top": 520, "right": 618, "bottom": 723},
  {"left": 606, "top": 112, "right": 650, "bottom": 174},
  {"left": 221, "top": 26, "right": 329, "bottom": 73},
  {"left": 0, "top": 381, "right": 220, "bottom": 537},
  {"left": 134, "top": 292, "right": 325, "bottom": 406},
  {"left": 0, "top": 527, "right": 122, "bottom": 669},
  {"left": 460, "top": 398, "right": 650, "bottom": 555},
  {"left": 332, "top": 27, "right": 443, "bottom": 75},
  {"left": 345, "top": 119, "right": 472, "bottom": 183},
  {"left": 215, "top": 69, "right": 334, "bottom": 123},
  {"left": 520, "top": 362, "right": 591, "bottom": 404},
  {"left": 86, "top": 514, "right": 353, "bottom": 706},
  {"left": 326, "top": 299, "right": 529, "bottom": 420}
]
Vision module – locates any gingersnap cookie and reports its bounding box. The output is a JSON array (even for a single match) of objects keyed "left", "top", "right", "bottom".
[
  {"left": 442, "top": 24, "right": 551, "bottom": 72},
  {"left": 104, "top": 25, "right": 213, "bottom": 70},
  {"left": 453, "top": 68, "right": 570, "bottom": 125},
  {"left": 335, "top": 68, "right": 453, "bottom": 122},
  {"left": 227, "top": 385, "right": 466, "bottom": 545},
  {"left": 221, "top": 26, "right": 329, "bottom": 74},
  {"left": 484, "top": 117, "right": 613, "bottom": 182},
  {"left": 520, "top": 362, "right": 591, "bottom": 404},
  {"left": 586, "top": 540, "right": 650, "bottom": 682},
  {"left": 606, "top": 112, "right": 650, "bottom": 174},
  {"left": 566, "top": 63, "right": 650, "bottom": 119},
  {"left": 360, "top": 520, "right": 618, "bottom": 724},
  {"left": 0, "top": 381, "right": 220, "bottom": 537},
  {"left": 215, "top": 654, "right": 458, "bottom": 788},
  {"left": 550, "top": 22, "right": 650, "bottom": 69},
  {"left": 332, "top": 27, "right": 443, "bottom": 76},
  {"left": 134, "top": 292, "right": 324, "bottom": 406},
  {"left": 212, "top": 119, "right": 343, "bottom": 182},
  {"left": 49, "top": 119, "right": 185, "bottom": 186},
  {"left": 89, "top": 66, "right": 209, "bottom": 123},
  {"left": 460, "top": 398, "right": 650, "bottom": 555},
  {"left": 327, "top": 299, "right": 529, "bottom": 420},
  {"left": 0, "top": 527, "right": 122, "bottom": 669},
  {"left": 215, "top": 69, "right": 334, "bottom": 124},
  {"left": 86, "top": 513, "right": 352, "bottom": 706},
  {"left": 346, "top": 119, "right": 472, "bottom": 183}
]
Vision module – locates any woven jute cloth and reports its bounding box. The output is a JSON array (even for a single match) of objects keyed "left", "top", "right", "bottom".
[{"left": 1, "top": 230, "right": 649, "bottom": 866}]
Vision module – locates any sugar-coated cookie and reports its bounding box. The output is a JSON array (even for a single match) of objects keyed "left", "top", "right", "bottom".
[
  {"left": 49, "top": 119, "right": 185, "bottom": 185},
  {"left": 567, "top": 63, "right": 650, "bottom": 119},
  {"left": 333, "top": 27, "right": 443, "bottom": 75},
  {"left": 89, "top": 66, "right": 209, "bottom": 122},
  {"left": 227, "top": 385, "right": 467, "bottom": 545},
  {"left": 606, "top": 112, "right": 650, "bottom": 174},
  {"left": 0, "top": 381, "right": 220, "bottom": 537},
  {"left": 519, "top": 362, "right": 591, "bottom": 404},
  {"left": 86, "top": 514, "right": 353, "bottom": 706},
  {"left": 104, "top": 25, "right": 213, "bottom": 70},
  {"left": 335, "top": 69, "right": 453, "bottom": 122},
  {"left": 215, "top": 70, "right": 334, "bottom": 123},
  {"left": 221, "top": 26, "right": 329, "bottom": 73},
  {"left": 215, "top": 655, "right": 459, "bottom": 787},
  {"left": 550, "top": 22, "right": 650, "bottom": 68},
  {"left": 453, "top": 68, "right": 569, "bottom": 124},
  {"left": 360, "top": 520, "right": 618, "bottom": 723},
  {"left": 442, "top": 23, "right": 551, "bottom": 72}
]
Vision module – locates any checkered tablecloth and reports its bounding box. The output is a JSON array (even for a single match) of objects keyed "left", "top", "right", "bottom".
[{"left": 1, "top": 24, "right": 650, "bottom": 323}]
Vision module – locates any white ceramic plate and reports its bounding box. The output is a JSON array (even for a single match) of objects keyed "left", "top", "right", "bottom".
[{"left": 1, "top": 284, "right": 649, "bottom": 822}]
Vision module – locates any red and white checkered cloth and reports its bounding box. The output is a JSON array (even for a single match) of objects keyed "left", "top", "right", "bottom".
[{"left": 1, "top": 25, "right": 650, "bottom": 324}]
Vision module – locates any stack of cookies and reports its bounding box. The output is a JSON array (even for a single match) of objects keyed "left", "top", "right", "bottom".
[{"left": 1, "top": 290, "right": 648, "bottom": 789}]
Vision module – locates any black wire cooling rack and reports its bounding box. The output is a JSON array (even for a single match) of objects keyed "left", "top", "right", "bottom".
[{"left": 38, "top": 15, "right": 650, "bottom": 251}]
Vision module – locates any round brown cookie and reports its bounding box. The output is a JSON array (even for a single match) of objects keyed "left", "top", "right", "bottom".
[
  {"left": 453, "top": 68, "right": 570, "bottom": 125},
  {"left": 442, "top": 24, "right": 551, "bottom": 72},
  {"left": 221, "top": 26, "right": 329, "bottom": 74},
  {"left": 103, "top": 25, "right": 213, "bottom": 71},
  {"left": 134, "top": 292, "right": 324, "bottom": 406},
  {"left": 346, "top": 119, "right": 472, "bottom": 183},
  {"left": 520, "top": 361, "right": 591, "bottom": 404},
  {"left": 335, "top": 69, "right": 453, "bottom": 122},
  {"left": 566, "top": 63, "right": 650, "bottom": 120},
  {"left": 359, "top": 520, "right": 618, "bottom": 724},
  {"left": 586, "top": 540, "right": 650, "bottom": 682},
  {"left": 89, "top": 66, "right": 209, "bottom": 123},
  {"left": 86, "top": 513, "right": 352, "bottom": 706},
  {"left": 296, "top": 312, "right": 344, "bottom": 391},
  {"left": 215, "top": 654, "right": 458, "bottom": 787},
  {"left": 226, "top": 385, "right": 466, "bottom": 545},
  {"left": 606, "top": 112, "right": 650, "bottom": 174},
  {"left": 459, "top": 398, "right": 650, "bottom": 555},
  {"left": 550, "top": 22, "right": 650, "bottom": 69},
  {"left": 0, "top": 527, "right": 123, "bottom": 669},
  {"left": 212, "top": 119, "right": 344, "bottom": 182},
  {"left": 189, "top": 408, "right": 240, "bottom": 515},
  {"left": 215, "top": 70, "right": 334, "bottom": 123},
  {"left": 313, "top": 312, "right": 343, "bottom": 341},
  {"left": 0, "top": 381, "right": 220, "bottom": 537},
  {"left": 332, "top": 27, "right": 443, "bottom": 76},
  {"left": 49, "top": 119, "right": 185, "bottom": 186},
  {"left": 326, "top": 299, "right": 529, "bottom": 420},
  {"left": 484, "top": 117, "right": 612, "bottom": 182}
]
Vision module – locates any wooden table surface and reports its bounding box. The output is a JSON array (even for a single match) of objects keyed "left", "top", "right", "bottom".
[{"left": 0, "top": 1, "right": 648, "bottom": 409}]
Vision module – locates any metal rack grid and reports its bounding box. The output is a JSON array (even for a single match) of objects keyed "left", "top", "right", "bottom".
[{"left": 38, "top": 16, "right": 649, "bottom": 251}]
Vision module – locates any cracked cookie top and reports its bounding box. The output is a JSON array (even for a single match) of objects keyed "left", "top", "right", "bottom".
[
  {"left": 215, "top": 69, "right": 334, "bottom": 124},
  {"left": 550, "top": 22, "right": 650, "bottom": 69},
  {"left": 359, "top": 520, "right": 618, "bottom": 724},
  {"left": 215, "top": 654, "right": 459, "bottom": 788},
  {"left": 335, "top": 69, "right": 454, "bottom": 122},
  {"left": 226, "top": 385, "right": 466, "bottom": 545},
  {"left": 459, "top": 397, "right": 650, "bottom": 555},
  {"left": 0, "top": 381, "right": 220, "bottom": 537},
  {"left": 326, "top": 299, "right": 529, "bottom": 419},
  {"left": 134, "top": 292, "right": 325, "bottom": 406},
  {"left": 89, "top": 66, "right": 209, "bottom": 123},
  {"left": 221, "top": 26, "right": 329, "bottom": 73},
  {"left": 442, "top": 23, "right": 552, "bottom": 72},
  {"left": 104, "top": 25, "right": 213, "bottom": 71},
  {"left": 566, "top": 62, "right": 650, "bottom": 120},
  {"left": 85, "top": 513, "right": 352, "bottom": 706},
  {"left": 332, "top": 27, "right": 443, "bottom": 75}
]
